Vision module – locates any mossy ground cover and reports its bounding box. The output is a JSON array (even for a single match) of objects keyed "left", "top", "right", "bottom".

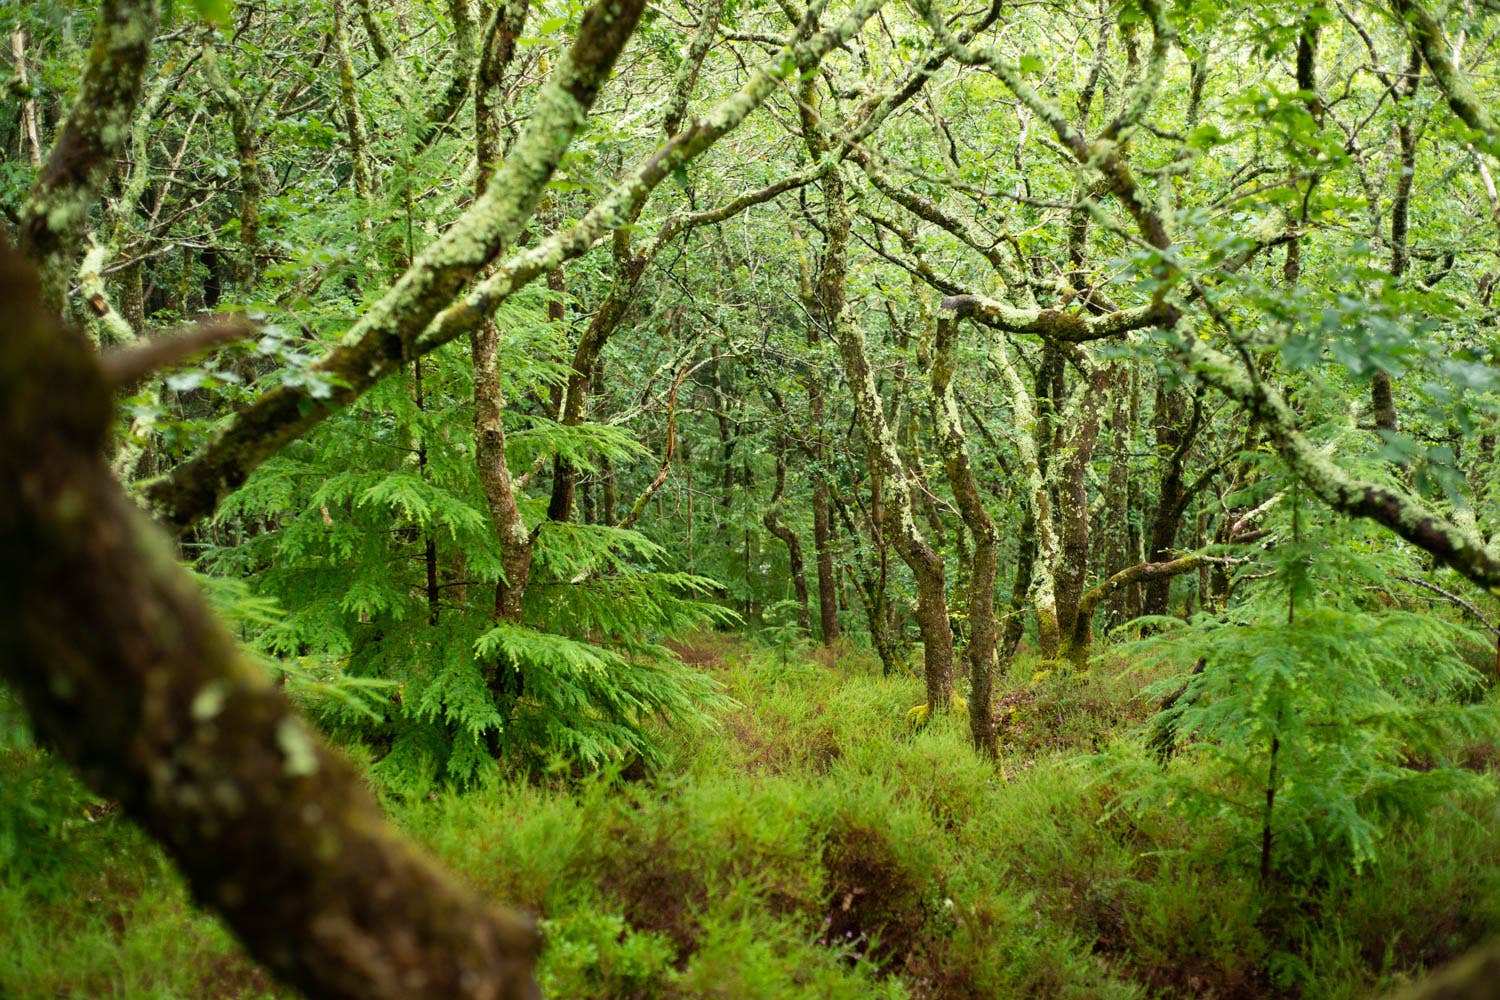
[{"left": 3, "top": 634, "right": 1497, "bottom": 998}]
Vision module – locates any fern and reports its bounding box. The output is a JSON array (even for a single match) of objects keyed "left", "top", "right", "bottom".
[
  {"left": 196, "top": 324, "right": 734, "bottom": 792},
  {"left": 1109, "top": 490, "right": 1500, "bottom": 882}
]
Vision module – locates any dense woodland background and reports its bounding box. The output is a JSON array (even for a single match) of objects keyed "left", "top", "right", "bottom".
[{"left": 4, "top": 0, "right": 1500, "bottom": 996}]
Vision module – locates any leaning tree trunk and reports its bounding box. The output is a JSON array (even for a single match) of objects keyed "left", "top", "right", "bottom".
[
  {"left": 801, "top": 70, "right": 952, "bottom": 705},
  {"left": 0, "top": 241, "right": 541, "bottom": 1000},
  {"left": 823, "top": 193, "right": 954, "bottom": 707}
]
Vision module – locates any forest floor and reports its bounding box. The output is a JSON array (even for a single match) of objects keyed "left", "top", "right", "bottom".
[{"left": 3, "top": 633, "right": 1498, "bottom": 999}]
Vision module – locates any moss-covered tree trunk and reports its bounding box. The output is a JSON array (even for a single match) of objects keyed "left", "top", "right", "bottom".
[
  {"left": 993, "top": 338, "right": 1065, "bottom": 657},
  {"left": 0, "top": 241, "right": 541, "bottom": 1000},
  {"left": 813, "top": 469, "right": 841, "bottom": 645},
  {"left": 931, "top": 314, "right": 998, "bottom": 754}
]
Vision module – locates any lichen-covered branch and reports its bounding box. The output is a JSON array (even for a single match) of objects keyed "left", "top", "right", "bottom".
[
  {"left": 1393, "top": 0, "right": 1500, "bottom": 155},
  {"left": 0, "top": 241, "right": 541, "bottom": 1000},
  {"left": 422, "top": 0, "right": 889, "bottom": 347},
  {"left": 1176, "top": 333, "right": 1500, "bottom": 591},
  {"left": 1069, "top": 553, "right": 1206, "bottom": 656},
  {"left": 18, "top": 0, "right": 161, "bottom": 311},
  {"left": 941, "top": 292, "right": 1178, "bottom": 342},
  {"left": 143, "top": 0, "right": 648, "bottom": 532}
]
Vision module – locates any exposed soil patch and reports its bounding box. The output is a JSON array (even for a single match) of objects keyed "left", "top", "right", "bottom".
[
  {"left": 818, "top": 824, "right": 929, "bottom": 976},
  {"left": 592, "top": 820, "right": 708, "bottom": 961}
]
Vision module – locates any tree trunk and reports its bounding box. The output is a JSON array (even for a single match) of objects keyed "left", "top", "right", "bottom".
[
  {"left": 764, "top": 443, "right": 812, "bottom": 633},
  {"left": 1142, "top": 378, "right": 1196, "bottom": 617},
  {"left": 472, "top": 19, "right": 535, "bottom": 624},
  {"left": 1373, "top": 45, "right": 1421, "bottom": 436},
  {"left": 0, "top": 242, "right": 542, "bottom": 1000},
  {"left": 473, "top": 318, "right": 534, "bottom": 623},
  {"left": 994, "top": 338, "right": 1062, "bottom": 659},
  {"left": 813, "top": 473, "right": 840, "bottom": 644},
  {"left": 1100, "top": 362, "right": 1136, "bottom": 630},
  {"left": 1052, "top": 363, "right": 1109, "bottom": 645},
  {"left": 931, "top": 314, "right": 998, "bottom": 755}
]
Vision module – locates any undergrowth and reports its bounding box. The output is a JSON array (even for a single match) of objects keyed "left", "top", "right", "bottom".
[{"left": 3, "top": 633, "right": 1497, "bottom": 998}]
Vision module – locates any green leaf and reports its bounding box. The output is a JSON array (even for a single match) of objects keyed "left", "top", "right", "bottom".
[{"left": 188, "top": 0, "right": 233, "bottom": 24}]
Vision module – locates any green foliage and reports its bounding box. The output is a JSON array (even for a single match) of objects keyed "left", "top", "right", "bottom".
[
  {"left": 7, "top": 641, "right": 1500, "bottom": 998},
  {"left": 1109, "top": 492, "right": 1500, "bottom": 882},
  {"left": 201, "top": 321, "right": 735, "bottom": 790},
  {"left": 1115, "top": 606, "right": 1498, "bottom": 878}
]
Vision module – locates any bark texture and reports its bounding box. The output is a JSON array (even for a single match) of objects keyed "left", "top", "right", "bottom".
[{"left": 931, "top": 314, "right": 998, "bottom": 753}]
